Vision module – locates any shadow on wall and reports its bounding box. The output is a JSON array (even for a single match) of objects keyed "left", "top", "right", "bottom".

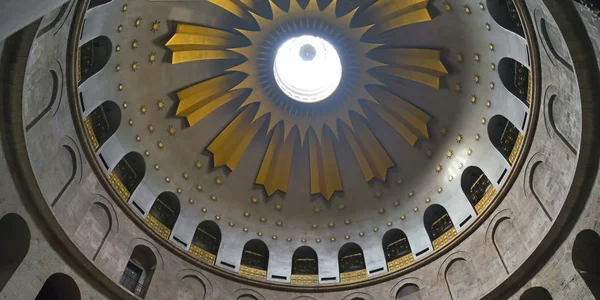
[
  {"left": 396, "top": 284, "right": 422, "bottom": 300},
  {"left": 572, "top": 230, "right": 600, "bottom": 299},
  {"left": 520, "top": 286, "right": 553, "bottom": 300},
  {"left": 0, "top": 213, "right": 30, "bottom": 291},
  {"left": 35, "top": 273, "right": 81, "bottom": 300}
]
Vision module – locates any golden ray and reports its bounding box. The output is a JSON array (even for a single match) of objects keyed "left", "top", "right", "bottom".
[
  {"left": 167, "top": 0, "right": 446, "bottom": 199},
  {"left": 309, "top": 126, "right": 343, "bottom": 200},
  {"left": 256, "top": 122, "right": 298, "bottom": 195},
  {"left": 340, "top": 113, "right": 394, "bottom": 182},
  {"left": 207, "top": 105, "right": 267, "bottom": 170}
]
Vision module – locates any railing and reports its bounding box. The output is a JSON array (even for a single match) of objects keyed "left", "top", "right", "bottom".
[
  {"left": 339, "top": 269, "right": 367, "bottom": 283},
  {"left": 290, "top": 274, "right": 319, "bottom": 285},
  {"left": 145, "top": 213, "right": 171, "bottom": 240},
  {"left": 84, "top": 116, "right": 100, "bottom": 150},
  {"left": 432, "top": 227, "right": 457, "bottom": 250},
  {"left": 119, "top": 272, "right": 149, "bottom": 298},
  {"left": 189, "top": 244, "right": 216, "bottom": 265},
  {"left": 387, "top": 252, "right": 414, "bottom": 272},
  {"left": 109, "top": 171, "right": 131, "bottom": 200},
  {"left": 239, "top": 265, "right": 267, "bottom": 280}
]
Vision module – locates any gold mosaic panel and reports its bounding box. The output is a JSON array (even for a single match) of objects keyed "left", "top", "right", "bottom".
[
  {"left": 145, "top": 213, "right": 171, "bottom": 240},
  {"left": 290, "top": 274, "right": 319, "bottom": 285},
  {"left": 508, "top": 132, "right": 524, "bottom": 165},
  {"left": 189, "top": 244, "right": 216, "bottom": 265},
  {"left": 432, "top": 227, "right": 457, "bottom": 250},
  {"left": 474, "top": 185, "right": 497, "bottom": 215},
  {"left": 527, "top": 72, "right": 532, "bottom": 104},
  {"left": 84, "top": 116, "right": 100, "bottom": 150},
  {"left": 77, "top": 48, "right": 81, "bottom": 84},
  {"left": 109, "top": 171, "right": 131, "bottom": 200},
  {"left": 387, "top": 253, "right": 415, "bottom": 272},
  {"left": 239, "top": 265, "right": 267, "bottom": 281},
  {"left": 339, "top": 269, "right": 367, "bottom": 283}
]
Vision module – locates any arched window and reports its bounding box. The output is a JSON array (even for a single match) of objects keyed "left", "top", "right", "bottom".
[
  {"left": 461, "top": 166, "right": 495, "bottom": 214},
  {"left": 572, "top": 230, "right": 600, "bottom": 298},
  {"left": 338, "top": 243, "right": 366, "bottom": 283},
  {"left": 396, "top": 283, "right": 421, "bottom": 300},
  {"left": 146, "top": 192, "right": 180, "bottom": 240},
  {"left": 382, "top": 229, "right": 413, "bottom": 272},
  {"left": 35, "top": 273, "right": 80, "bottom": 300},
  {"left": 78, "top": 36, "right": 111, "bottom": 84},
  {"left": 291, "top": 246, "right": 318, "bottom": 285},
  {"left": 110, "top": 152, "right": 145, "bottom": 201},
  {"left": 488, "top": 115, "right": 522, "bottom": 165},
  {"left": 0, "top": 213, "right": 30, "bottom": 291},
  {"left": 424, "top": 204, "right": 456, "bottom": 250},
  {"left": 190, "top": 220, "right": 221, "bottom": 264},
  {"left": 119, "top": 245, "right": 156, "bottom": 298},
  {"left": 520, "top": 287, "right": 553, "bottom": 300},
  {"left": 85, "top": 101, "right": 121, "bottom": 151},
  {"left": 240, "top": 240, "right": 269, "bottom": 280},
  {"left": 499, "top": 57, "right": 530, "bottom": 105},
  {"left": 486, "top": 0, "right": 524, "bottom": 37}
]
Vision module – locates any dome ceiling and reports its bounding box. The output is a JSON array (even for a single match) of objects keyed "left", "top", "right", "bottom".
[{"left": 76, "top": 0, "right": 533, "bottom": 286}]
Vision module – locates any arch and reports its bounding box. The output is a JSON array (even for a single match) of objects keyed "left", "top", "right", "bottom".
[
  {"left": 382, "top": 229, "right": 412, "bottom": 270},
  {"left": 231, "top": 288, "right": 266, "bottom": 300},
  {"left": 240, "top": 240, "right": 269, "bottom": 280},
  {"left": 292, "top": 246, "right": 318, "bottom": 276},
  {"left": 73, "top": 202, "right": 112, "bottom": 261},
  {"left": 35, "top": 273, "right": 80, "bottom": 300},
  {"left": 488, "top": 115, "right": 521, "bottom": 164},
  {"left": 0, "top": 213, "right": 30, "bottom": 291},
  {"left": 389, "top": 277, "right": 426, "bottom": 299},
  {"left": 341, "top": 292, "right": 374, "bottom": 300},
  {"left": 396, "top": 283, "right": 421, "bottom": 300},
  {"left": 537, "top": 16, "right": 573, "bottom": 71},
  {"left": 178, "top": 275, "right": 206, "bottom": 300},
  {"left": 191, "top": 220, "right": 222, "bottom": 264},
  {"left": 491, "top": 216, "right": 526, "bottom": 273},
  {"left": 50, "top": 145, "right": 78, "bottom": 207},
  {"left": 547, "top": 94, "right": 578, "bottom": 155},
  {"left": 88, "top": 0, "right": 113, "bottom": 10},
  {"left": 498, "top": 57, "right": 530, "bottom": 106},
  {"left": 26, "top": 69, "right": 60, "bottom": 131},
  {"left": 338, "top": 242, "right": 366, "bottom": 283},
  {"left": 78, "top": 36, "right": 112, "bottom": 84},
  {"left": 444, "top": 257, "right": 479, "bottom": 300},
  {"left": 520, "top": 287, "right": 553, "bottom": 300},
  {"left": 148, "top": 192, "right": 180, "bottom": 238},
  {"left": 486, "top": 0, "right": 525, "bottom": 37},
  {"left": 423, "top": 204, "right": 455, "bottom": 250},
  {"left": 119, "top": 245, "right": 157, "bottom": 298},
  {"left": 460, "top": 166, "right": 493, "bottom": 213},
  {"left": 85, "top": 101, "right": 121, "bottom": 151},
  {"left": 572, "top": 230, "right": 600, "bottom": 298},
  {"left": 112, "top": 152, "right": 146, "bottom": 200}
]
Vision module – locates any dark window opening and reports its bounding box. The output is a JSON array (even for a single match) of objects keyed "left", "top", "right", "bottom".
[
  {"left": 241, "top": 240, "right": 269, "bottom": 271},
  {"left": 292, "top": 246, "right": 318, "bottom": 275},
  {"left": 382, "top": 229, "right": 412, "bottom": 262},
  {"left": 193, "top": 220, "right": 221, "bottom": 256},
  {"left": 149, "top": 192, "right": 180, "bottom": 230},
  {"left": 461, "top": 167, "right": 491, "bottom": 208},
  {"left": 424, "top": 204, "right": 454, "bottom": 241},
  {"left": 113, "top": 152, "right": 145, "bottom": 198},
  {"left": 338, "top": 243, "right": 366, "bottom": 273},
  {"left": 488, "top": 115, "right": 520, "bottom": 163},
  {"left": 79, "top": 36, "right": 111, "bottom": 84}
]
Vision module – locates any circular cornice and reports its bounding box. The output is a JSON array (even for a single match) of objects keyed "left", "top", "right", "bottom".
[{"left": 66, "top": 0, "right": 542, "bottom": 292}]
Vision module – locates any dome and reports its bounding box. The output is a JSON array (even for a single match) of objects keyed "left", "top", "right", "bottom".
[{"left": 0, "top": 0, "right": 599, "bottom": 299}]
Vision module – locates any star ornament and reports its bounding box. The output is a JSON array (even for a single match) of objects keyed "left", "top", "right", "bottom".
[{"left": 166, "top": 0, "right": 448, "bottom": 200}]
